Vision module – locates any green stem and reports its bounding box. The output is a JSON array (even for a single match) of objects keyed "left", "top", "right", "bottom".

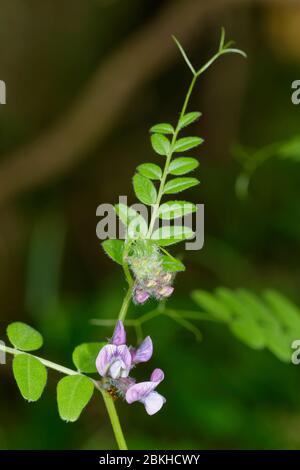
[
  {"left": 123, "top": 262, "right": 133, "bottom": 286},
  {"left": 164, "top": 309, "right": 222, "bottom": 322},
  {"left": 122, "top": 241, "right": 134, "bottom": 285},
  {"left": 118, "top": 241, "right": 134, "bottom": 323},
  {"left": 134, "top": 321, "right": 144, "bottom": 343},
  {"left": 118, "top": 285, "right": 133, "bottom": 322},
  {"left": 163, "top": 310, "right": 202, "bottom": 342},
  {"left": 180, "top": 74, "right": 198, "bottom": 121},
  {"left": 0, "top": 343, "right": 78, "bottom": 375},
  {"left": 98, "top": 386, "right": 128, "bottom": 450},
  {"left": 138, "top": 308, "right": 162, "bottom": 324}
]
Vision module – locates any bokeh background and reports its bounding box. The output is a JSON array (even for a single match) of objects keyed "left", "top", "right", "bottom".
[{"left": 0, "top": 0, "right": 300, "bottom": 450}]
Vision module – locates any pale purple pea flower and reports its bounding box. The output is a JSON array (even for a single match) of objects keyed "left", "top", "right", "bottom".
[
  {"left": 96, "top": 321, "right": 165, "bottom": 415},
  {"left": 126, "top": 368, "right": 166, "bottom": 415},
  {"left": 157, "top": 285, "right": 174, "bottom": 299},
  {"left": 96, "top": 320, "right": 132, "bottom": 379},
  {"left": 130, "top": 336, "right": 153, "bottom": 364},
  {"left": 96, "top": 343, "right": 131, "bottom": 379},
  {"left": 111, "top": 320, "right": 126, "bottom": 346},
  {"left": 134, "top": 288, "right": 150, "bottom": 305},
  {"left": 132, "top": 272, "right": 174, "bottom": 305}
]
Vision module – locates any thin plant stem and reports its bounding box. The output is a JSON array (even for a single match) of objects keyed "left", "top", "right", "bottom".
[
  {"left": 118, "top": 242, "right": 134, "bottom": 323},
  {"left": 118, "top": 285, "right": 133, "bottom": 322},
  {"left": 138, "top": 308, "right": 162, "bottom": 324},
  {"left": 164, "top": 309, "right": 222, "bottom": 322},
  {"left": 0, "top": 343, "right": 78, "bottom": 375},
  {"left": 134, "top": 321, "right": 144, "bottom": 343},
  {"left": 97, "top": 385, "right": 128, "bottom": 450},
  {"left": 164, "top": 310, "right": 202, "bottom": 342},
  {"left": 123, "top": 262, "right": 133, "bottom": 286}
]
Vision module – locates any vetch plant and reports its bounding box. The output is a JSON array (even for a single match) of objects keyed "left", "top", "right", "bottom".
[{"left": 0, "top": 29, "right": 246, "bottom": 450}]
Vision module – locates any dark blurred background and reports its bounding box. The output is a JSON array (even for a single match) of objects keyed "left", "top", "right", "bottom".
[{"left": 0, "top": 0, "right": 300, "bottom": 450}]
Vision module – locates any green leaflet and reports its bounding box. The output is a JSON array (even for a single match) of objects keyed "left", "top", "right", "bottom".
[
  {"left": 72, "top": 342, "right": 105, "bottom": 373},
  {"left": 236, "top": 289, "right": 278, "bottom": 327},
  {"left": 13, "top": 354, "right": 47, "bottom": 402},
  {"left": 152, "top": 226, "right": 195, "bottom": 246},
  {"left": 229, "top": 316, "right": 265, "bottom": 350},
  {"left": 263, "top": 290, "right": 300, "bottom": 333},
  {"left": 115, "top": 203, "right": 139, "bottom": 226},
  {"left": 133, "top": 174, "right": 157, "bottom": 206},
  {"left": 150, "top": 123, "right": 174, "bottom": 135},
  {"left": 216, "top": 288, "right": 265, "bottom": 349},
  {"left": 7, "top": 322, "right": 43, "bottom": 352},
  {"left": 151, "top": 133, "right": 171, "bottom": 156},
  {"left": 169, "top": 157, "right": 199, "bottom": 175},
  {"left": 137, "top": 163, "right": 162, "bottom": 180},
  {"left": 159, "top": 201, "right": 196, "bottom": 220},
  {"left": 237, "top": 290, "right": 292, "bottom": 362},
  {"left": 173, "top": 136, "right": 203, "bottom": 153},
  {"left": 57, "top": 375, "right": 94, "bottom": 423},
  {"left": 191, "top": 287, "right": 298, "bottom": 362},
  {"left": 102, "top": 239, "right": 124, "bottom": 265},
  {"left": 161, "top": 255, "right": 185, "bottom": 272},
  {"left": 178, "top": 112, "right": 202, "bottom": 130},
  {"left": 164, "top": 177, "right": 199, "bottom": 194},
  {"left": 115, "top": 203, "right": 148, "bottom": 237}
]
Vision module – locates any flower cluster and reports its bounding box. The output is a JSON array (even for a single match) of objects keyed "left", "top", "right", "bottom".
[
  {"left": 128, "top": 240, "right": 174, "bottom": 304},
  {"left": 96, "top": 320, "right": 166, "bottom": 415}
]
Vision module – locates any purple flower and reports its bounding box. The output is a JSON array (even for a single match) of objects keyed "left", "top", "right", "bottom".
[
  {"left": 96, "top": 344, "right": 131, "bottom": 379},
  {"left": 96, "top": 321, "right": 165, "bottom": 415},
  {"left": 125, "top": 368, "right": 166, "bottom": 415},
  {"left": 150, "top": 368, "right": 164, "bottom": 382},
  {"left": 96, "top": 320, "right": 131, "bottom": 379},
  {"left": 157, "top": 285, "right": 174, "bottom": 299},
  {"left": 134, "top": 288, "right": 150, "bottom": 305},
  {"left": 130, "top": 336, "right": 153, "bottom": 364},
  {"left": 111, "top": 320, "right": 126, "bottom": 346}
]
